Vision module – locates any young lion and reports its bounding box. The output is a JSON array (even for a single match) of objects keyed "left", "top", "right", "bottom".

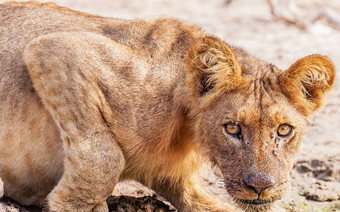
[{"left": 0, "top": 2, "right": 336, "bottom": 212}]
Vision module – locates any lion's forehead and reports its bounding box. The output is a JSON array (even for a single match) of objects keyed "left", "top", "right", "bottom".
[{"left": 223, "top": 78, "right": 306, "bottom": 129}]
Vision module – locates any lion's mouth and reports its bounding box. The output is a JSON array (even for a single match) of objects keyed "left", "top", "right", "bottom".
[{"left": 236, "top": 198, "right": 273, "bottom": 205}]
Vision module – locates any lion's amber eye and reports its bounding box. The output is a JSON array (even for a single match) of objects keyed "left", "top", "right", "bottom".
[
  {"left": 277, "top": 124, "right": 293, "bottom": 137},
  {"left": 224, "top": 123, "right": 240, "bottom": 136}
]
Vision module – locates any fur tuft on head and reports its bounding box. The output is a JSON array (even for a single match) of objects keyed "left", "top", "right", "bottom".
[
  {"left": 279, "top": 54, "right": 336, "bottom": 115},
  {"left": 185, "top": 36, "right": 243, "bottom": 106}
]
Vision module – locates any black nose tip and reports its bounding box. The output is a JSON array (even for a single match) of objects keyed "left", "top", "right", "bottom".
[{"left": 244, "top": 172, "right": 275, "bottom": 194}]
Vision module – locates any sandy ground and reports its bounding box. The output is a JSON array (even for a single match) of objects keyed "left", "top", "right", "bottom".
[{"left": 0, "top": 0, "right": 339, "bottom": 211}]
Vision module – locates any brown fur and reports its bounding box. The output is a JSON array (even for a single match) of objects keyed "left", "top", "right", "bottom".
[{"left": 0, "top": 2, "right": 336, "bottom": 212}]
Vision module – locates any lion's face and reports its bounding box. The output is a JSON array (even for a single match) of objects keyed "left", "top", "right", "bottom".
[
  {"left": 197, "top": 81, "right": 308, "bottom": 210},
  {"left": 186, "top": 36, "right": 335, "bottom": 211}
]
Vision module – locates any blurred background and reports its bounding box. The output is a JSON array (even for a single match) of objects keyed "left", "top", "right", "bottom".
[
  {"left": 2, "top": 0, "right": 339, "bottom": 69},
  {"left": 1, "top": 0, "right": 339, "bottom": 211}
]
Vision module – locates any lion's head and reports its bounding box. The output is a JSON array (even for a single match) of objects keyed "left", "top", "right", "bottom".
[{"left": 186, "top": 36, "right": 335, "bottom": 211}]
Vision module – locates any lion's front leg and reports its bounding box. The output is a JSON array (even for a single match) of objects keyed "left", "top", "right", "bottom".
[
  {"left": 45, "top": 131, "right": 125, "bottom": 212},
  {"left": 24, "top": 32, "right": 127, "bottom": 211}
]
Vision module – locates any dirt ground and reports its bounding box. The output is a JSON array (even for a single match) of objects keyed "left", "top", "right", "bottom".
[{"left": 0, "top": 0, "right": 339, "bottom": 211}]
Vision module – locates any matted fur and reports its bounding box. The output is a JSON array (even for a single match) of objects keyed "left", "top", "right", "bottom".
[
  {"left": 186, "top": 36, "right": 245, "bottom": 111},
  {"left": 0, "top": 2, "right": 336, "bottom": 212}
]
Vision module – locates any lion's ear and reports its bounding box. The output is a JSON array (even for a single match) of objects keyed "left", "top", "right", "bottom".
[
  {"left": 280, "top": 55, "right": 336, "bottom": 115},
  {"left": 185, "top": 36, "right": 243, "bottom": 99}
]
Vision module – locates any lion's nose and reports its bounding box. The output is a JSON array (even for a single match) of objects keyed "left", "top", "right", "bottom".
[{"left": 244, "top": 172, "right": 275, "bottom": 194}]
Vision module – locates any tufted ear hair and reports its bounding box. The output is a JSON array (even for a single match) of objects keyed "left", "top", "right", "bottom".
[
  {"left": 185, "top": 36, "right": 243, "bottom": 101},
  {"left": 279, "top": 54, "right": 336, "bottom": 116}
]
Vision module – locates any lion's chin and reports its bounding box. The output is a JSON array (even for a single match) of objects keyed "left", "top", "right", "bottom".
[
  {"left": 234, "top": 198, "right": 276, "bottom": 211},
  {"left": 236, "top": 198, "right": 273, "bottom": 205}
]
